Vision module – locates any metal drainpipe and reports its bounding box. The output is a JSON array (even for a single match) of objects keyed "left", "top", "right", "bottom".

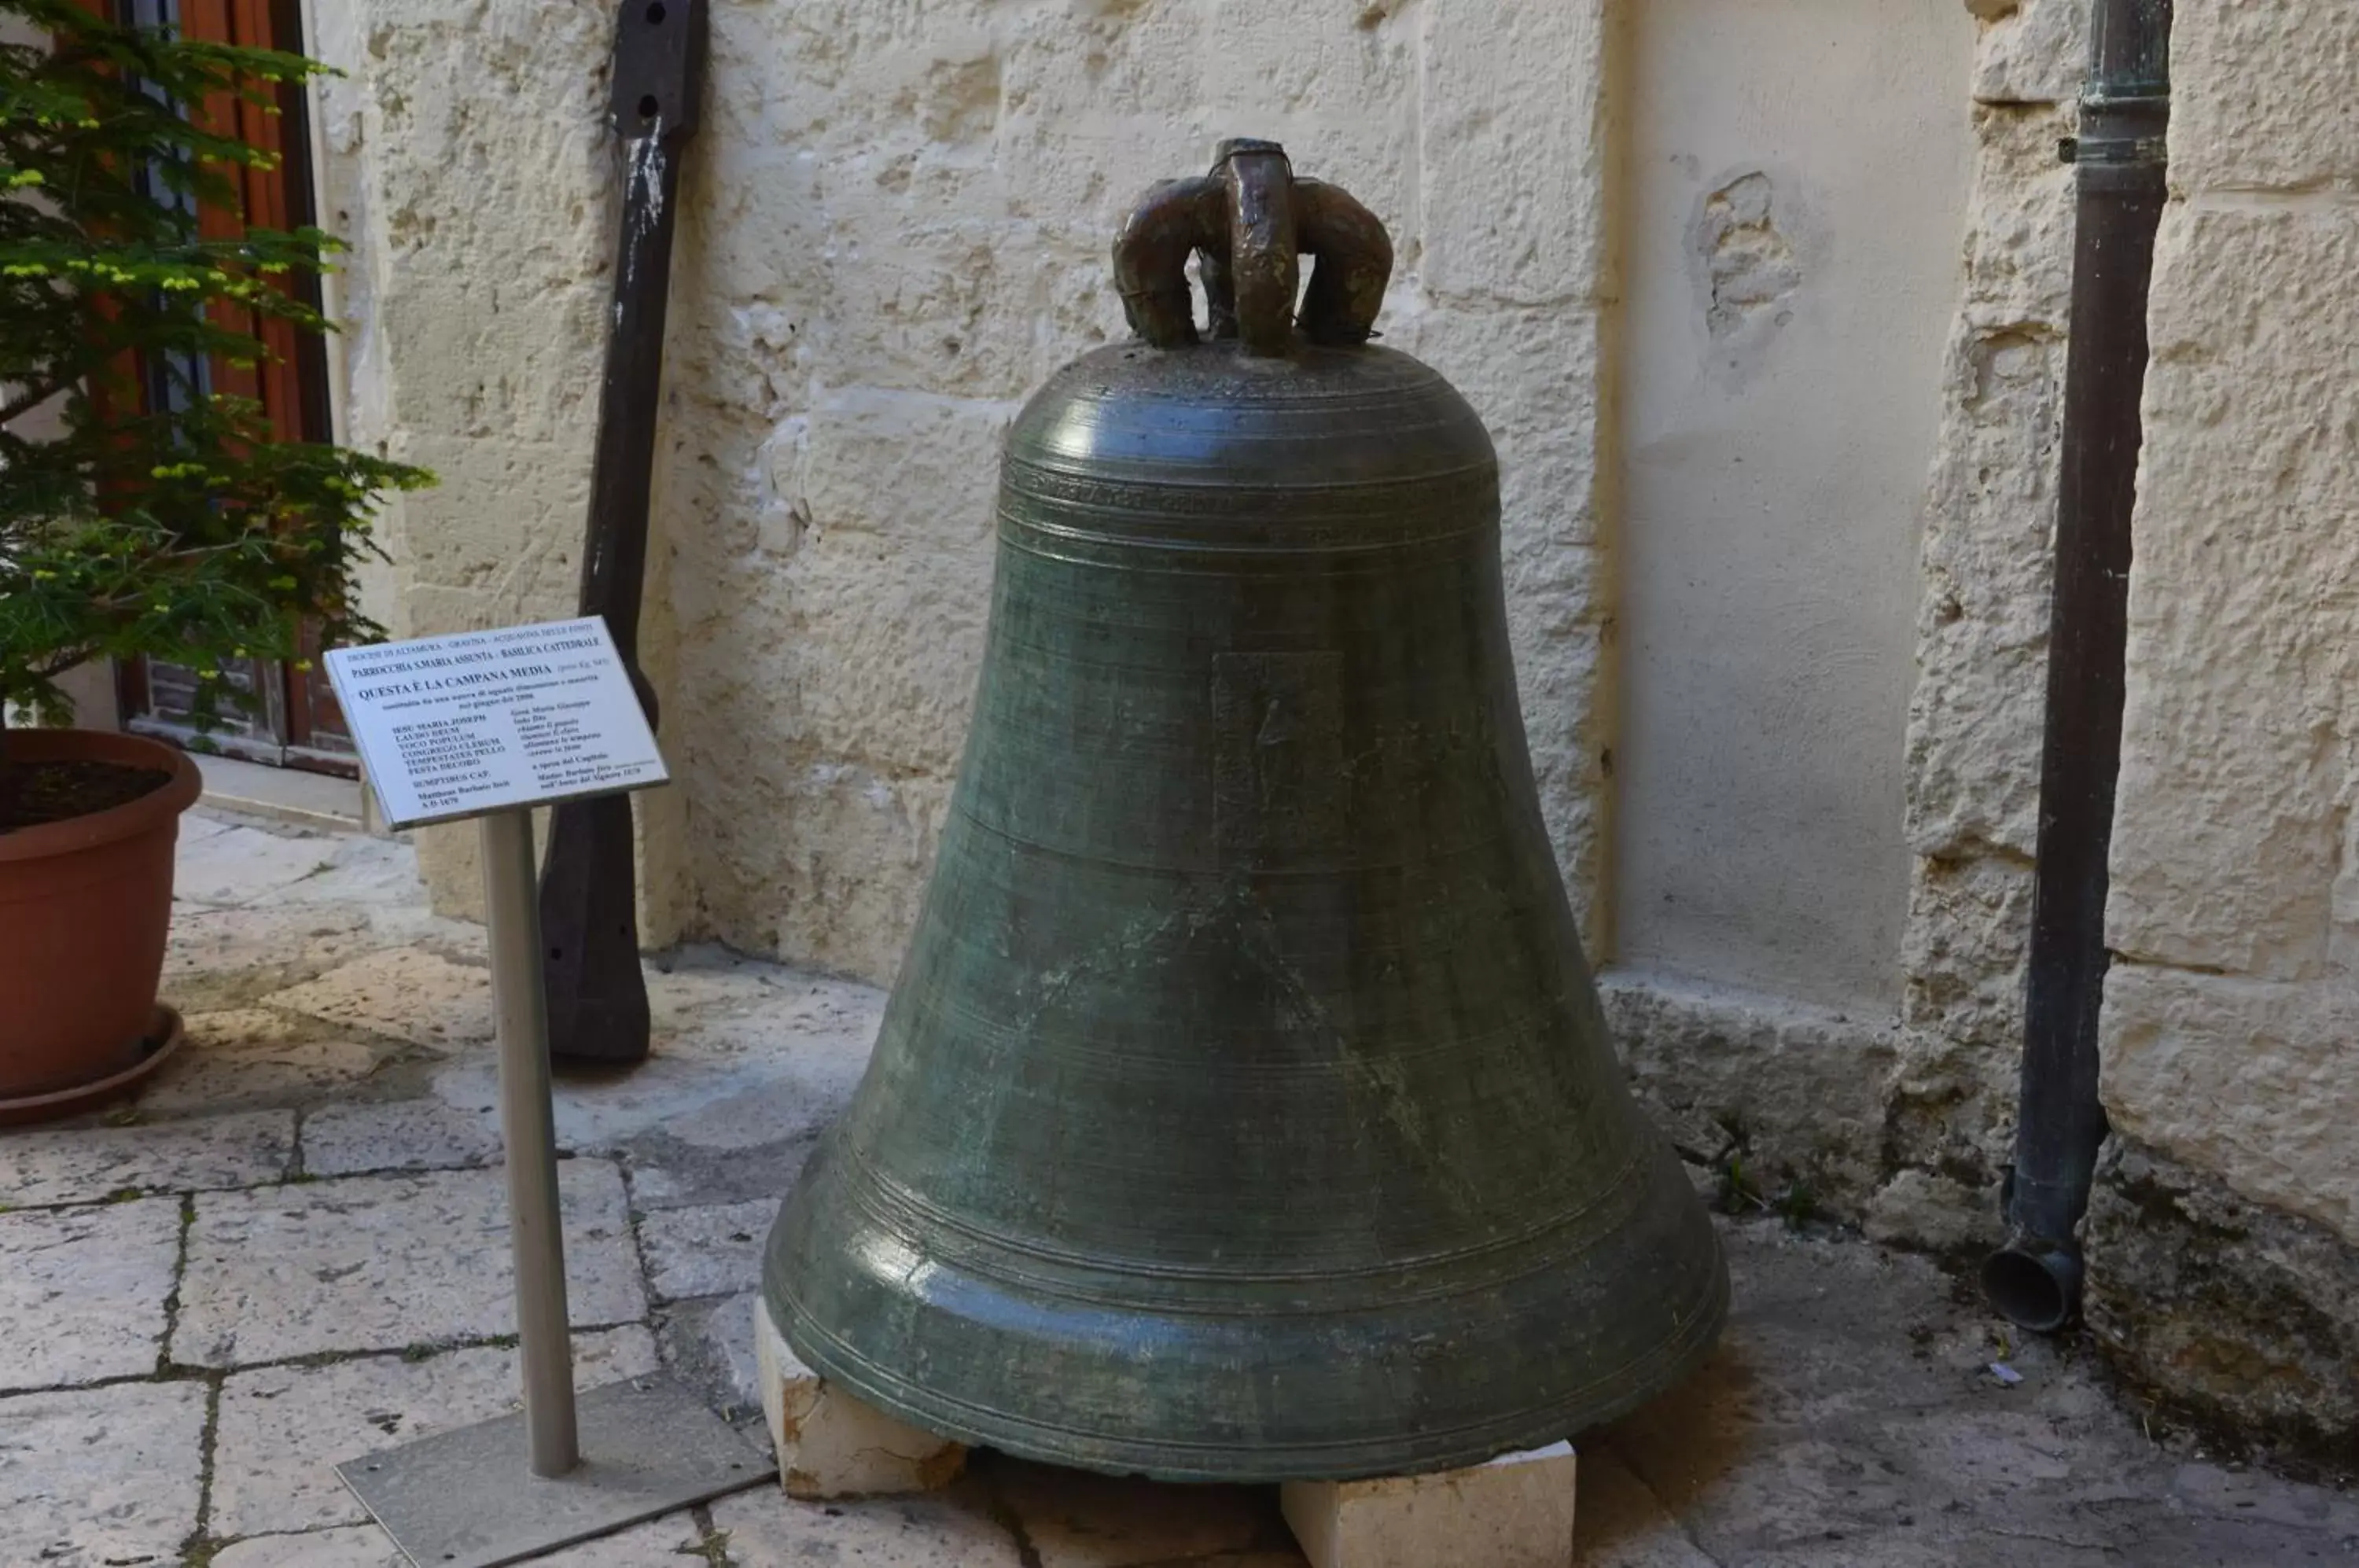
[{"left": 1982, "top": 0, "right": 2173, "bottom": 1334}]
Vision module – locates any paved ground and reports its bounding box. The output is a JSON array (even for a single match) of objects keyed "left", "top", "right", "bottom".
[{"left": 2, "top": 807, "right": 2354, "bottom": 1566}]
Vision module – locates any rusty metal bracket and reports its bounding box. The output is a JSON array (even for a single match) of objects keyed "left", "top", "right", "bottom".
[{"left": 539, "top": 0, "right": 706, "bottom": 1066}]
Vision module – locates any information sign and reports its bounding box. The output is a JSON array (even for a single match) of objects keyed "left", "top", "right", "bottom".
[{"left": 324, "top": 617, "right": 668, "bottom": 830}]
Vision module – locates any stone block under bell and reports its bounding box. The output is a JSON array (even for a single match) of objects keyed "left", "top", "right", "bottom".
[
  {"left": 760, "top": 139, "right": 1728, "bottom": 1483},
  {"left": 1281, "top": 1443, "right": 1579, "bottom": 1568},
  {"left": 754, "top": 1292, "right": 965, "bottom": 1500}
]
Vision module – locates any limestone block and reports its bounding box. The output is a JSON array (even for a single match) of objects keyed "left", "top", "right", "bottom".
[
  {"left": 0, "top": 1382, "right": 208, "bottom": 1567},
  {"left": 1280, "top": 1442, "right": 1577, "bottom": 1568},
  {"left": 371, "top": 433, "right": 590, "bottom": 617},
  {"left": 142, "top": 1011, "right": 380, "bottom": 1114},
  {"left": 301, "top": 1096, "right": 502, "bottom": 1177},
  {"left": 425, "top": 984, "right": 874, "bottom": 1158},
  {"left": 710, "top": 1485, "right": 1022, "bottom": 1566},
  {"left": 1404, "top": 306, "right": 1606, "bottom": 555},
  {"left": 209, "top": 1327, "right": 658, "bottom": 1537},
  {"left": 985, "top": 1455, "right": 1271, "bottom": 1566},
  {"left": 211, "top": 1525, "right": 410, "bottom": 1567},
  {"left": 165, "top": 901, "right": 373, "bottom": 982},
  {"left": 639, "top": 1198, "right": 777, "bottom": 1303},
  {"left": 2171, "top": 0, "right": 2359, "bottom": 193},
  {"left": 1969, "top": 0, "right": 2085, "bottom": 108},
  {"left": 0, "top": 1108, "right": 293, "bottom": 1206},
  {"left": 2100, "top": 965, "right": 2359, "bottom": 1246},
  {"left": 351, "top": 2, "right": 613, "bottom": 446},
  {"left": 739, "top": 391, "right": 1009, "bottom": 767},
  {"left": 690, "top": 753, "right": 952, "bottom": 985},
  {"left": 1903, "top": 101, "right": 2077, "bottom": 860},
  {"left": 173, "top": 1162, "right": 646, "bottom": 1367},
  {"left": 755, "top": 1293, "right": 965, "bottom": 1499},
  {"left": 0, "top": 1198, "right": 182, "bottom": 1389},
  {"left": 1421, "top": 1, "right": 1608, "bottom": 305},
  {"left": 2085, "top": 1139, "right": 2359, "bottom": 1449},
  {"left": 175, "top": 822, "right": 342, "bottom": 907},
  {"left": 263, "top": 948, "right": 492, "bottom": 1051},
  {"left": 2112, "top": 205, "right": 2359, "bottom": 981},
  {"left": 1410, "top": 305, "right": 1611, "bottom": 914},
  {"left": 1201, "top": 0, "right": 1419, "bottom": 232},
  {"left": 1864, "top": 1168, "right": 2000, "bottom": 1255},
  {"left": 1600, "top": 970, "right": 1897, "bottom": 1214}
]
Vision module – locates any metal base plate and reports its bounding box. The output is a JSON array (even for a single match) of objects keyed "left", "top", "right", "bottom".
[{"left": 337, "top": 1375, "right": 772, "bottom": 1568}]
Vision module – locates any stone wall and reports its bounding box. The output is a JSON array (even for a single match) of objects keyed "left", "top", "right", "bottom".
[
  {"left": 2090, "top": 0, "right": 2359, "bottom": 1450},
  {"left": 1606, "top": 0, "right": 2078, "bottom": 1242},
  {"left": 1879, "top": 0, "right": 2082, "bottom": 1242},
  {"left": 1616, "top": 0, "right": 1973, "bottom": 1018},
  {"left": 310, "top": 1, "right": 2023, "bottom": 1218},
  {"left": 316, "top": 0, "right": 1620, "bottom": 975}
]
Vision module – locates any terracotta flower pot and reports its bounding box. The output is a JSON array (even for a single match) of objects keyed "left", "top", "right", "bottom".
[{"left": 0, "top": 728, "right": 202, "bottom": 1124}]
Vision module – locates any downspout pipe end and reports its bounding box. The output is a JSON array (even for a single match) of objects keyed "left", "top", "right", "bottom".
[{"left": 1982, "top": 1235, "right": 2084, "bottom": 1334}]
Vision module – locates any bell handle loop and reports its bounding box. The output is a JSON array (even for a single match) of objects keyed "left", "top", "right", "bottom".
[
  {"left": 1113, "top": 175, "right": 1226, "bottom": 352},
  {"left": 1293, "top": 179, "right": 1393, "bottom": 348},
  {"left": 1111, "top": 142, "right": 1393, "bottom": 355},
  {"left": 1217, "top": 141, "right": 1299, "bottom": 357}
]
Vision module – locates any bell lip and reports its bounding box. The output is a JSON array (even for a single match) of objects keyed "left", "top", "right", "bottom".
[{"left": 763, "top": 1231, "right": 1729, "bottom": 1485}]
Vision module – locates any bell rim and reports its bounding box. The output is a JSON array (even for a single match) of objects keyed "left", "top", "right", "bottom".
[{"left": 765, "top": 1226, "right": 1729, "bottom": 1485}]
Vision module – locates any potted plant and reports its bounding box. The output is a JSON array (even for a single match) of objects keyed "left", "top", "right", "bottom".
[{"left": 1, "top": 0, "right": 426, "bottom": 1121}]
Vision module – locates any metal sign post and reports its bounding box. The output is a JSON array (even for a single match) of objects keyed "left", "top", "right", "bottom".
[
  {"left": 482, "top": 805, "right": 580, "bottom": 1478},
  {"left": 322, "top": 617, "right": 767, "bottom": 1568}
]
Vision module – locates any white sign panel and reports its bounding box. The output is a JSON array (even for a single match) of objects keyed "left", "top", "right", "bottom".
[{"left": 325, "top": 617, "right": 668, "bottom": 830}]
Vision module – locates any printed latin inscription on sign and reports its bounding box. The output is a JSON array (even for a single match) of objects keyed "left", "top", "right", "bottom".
[{"left": 324, "top": 617, "right": 668, "bottom": 830}]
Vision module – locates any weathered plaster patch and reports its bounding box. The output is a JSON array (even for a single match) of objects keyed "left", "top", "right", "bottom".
[{"left": 1696, "top": 171, "right": 1801, "bottom": 342}]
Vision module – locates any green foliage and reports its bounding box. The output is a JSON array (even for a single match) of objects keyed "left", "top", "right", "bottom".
[{"left": 0, "top": 0, "right": 429, "bottom": 724}]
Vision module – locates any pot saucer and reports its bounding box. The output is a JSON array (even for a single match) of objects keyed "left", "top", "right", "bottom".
[{"left": 0, "top": 1006, "right": 186, "bottom": 1127}]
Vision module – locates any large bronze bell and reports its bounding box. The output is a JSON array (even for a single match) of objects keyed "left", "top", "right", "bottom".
[{"left": 763, "top": 141, "right": 1727, "bottom": 1482}]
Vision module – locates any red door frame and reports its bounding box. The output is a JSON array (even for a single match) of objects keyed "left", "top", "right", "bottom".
[{"left": 112, "top": 0, "right": 357, "bottom": 775}]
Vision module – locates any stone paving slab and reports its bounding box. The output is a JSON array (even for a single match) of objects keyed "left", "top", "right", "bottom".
[
  {"left": 984, "top": 1455, "right": 1282, "bottom": 1568},
  {"left": 270, "top": 833, "right": 433, "bottom": 909},
  {"left": 429, "top": 1017, "right": 874, "bottom": 1161},
  {"left": 712, "top": 1483, "right": 1029, "bottom": 1566},
  {"left": 643, "top": 948, "right": 815, "bottom": 1031},
  {"left": 208, "top": 1513, "right": 728, "bottom": 1566},
  {"left": 1575, "top": 1448, "right": 1719, "bottom": 1568},
  {"left": 164, "top": 900, "right": 375, "bottom": 985},
  {"left": 0, "top": 1106, "right": 293, "bottom": 1206},
  {"left": 266, "top": 948, "right": 495, "bottom": 1050},
  {"left": 181, "top": 811, "right": 233, "bottom": 843},
  {"left": 658, "top": 1288, "right": 767, "bottom": 1423},
  {"left": 139, "top": 1008, "right": 382, "bottom": 1113},
  {"left": 1605, "top": 1225, "right": 2359, "bottom": 1568},
  {"left": 0, "top": 1379, "right": 209, "bottom": 1567},
  {"left": 0, "top": 1197, "right": 182, "bottom": 1389},
  {"left": 303, "top": 1095, "right": 504, "bottom": 1176},
  {"left": 532, "top": 1512, "right": 723, "bottom": 1565},
  {"left": 211, "top": 1523, "right": 411, "bottom": 1566},
  {"left": 175, "top": 822, "right": 342, "bottom": 907},
  {"left": 640, "top": 1197, "right": 776, "bottom": 1303},
  {"left": 211, "top": 1326, "right": 660, "bottom": 1537},
  {"left": 174, "top": 1161, "right": 646, "bottom": 1367}
]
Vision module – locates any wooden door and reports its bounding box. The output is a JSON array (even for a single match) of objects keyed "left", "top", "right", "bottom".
[{"left": 112, "top": 0, "right": 355, "bottom": 775}]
